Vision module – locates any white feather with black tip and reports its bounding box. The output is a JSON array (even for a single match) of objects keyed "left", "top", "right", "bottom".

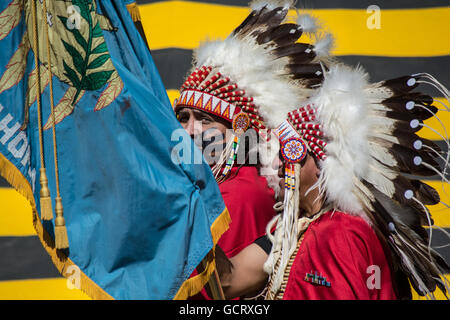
[{"left": 296, "top": 13, "right": 319, "bottom": 33}]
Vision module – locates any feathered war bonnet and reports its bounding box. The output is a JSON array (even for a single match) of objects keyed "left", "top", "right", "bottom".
[
  {"left": 269, "top": 62, "right": 450, "bottom": 298},
  {"left": 174, "top": 0, "right": 333, "bottom": 183}
]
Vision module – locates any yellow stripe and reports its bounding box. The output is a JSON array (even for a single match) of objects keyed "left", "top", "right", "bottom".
[
  {"left": 0, "top": 278, "right": 90, "bottom": 300},
  {"left": 0, "top": 153, "right": 114, "bottom": 300},
  {"left": 0, "top": 188, "right": 35, "bottom": 236},
  {"left": 0, "top": 275, "right": 446, "bottom": 300},
  {"left": 167, "top": 89, "right": 180, "bottom": 106},
  {"left": 139, "top": 2, "right": 450, "bottom": 57},
  {"left": 0, "top": 165, "right": 447, "bottom": 235}
]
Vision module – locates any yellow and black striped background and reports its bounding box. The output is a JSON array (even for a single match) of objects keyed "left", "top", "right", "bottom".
[{"left": 0, "top": 0, "right": 448, "bottom": 299}]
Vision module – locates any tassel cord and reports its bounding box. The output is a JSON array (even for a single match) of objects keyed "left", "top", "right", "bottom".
[
  {"left": 42, "top": 0, "right": 61, "bottom": 199},
  {"left": 31, "top": 0, "right": 45, "bottom": 169}
]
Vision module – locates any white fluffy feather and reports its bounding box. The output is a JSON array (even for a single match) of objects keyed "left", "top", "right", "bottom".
[
  {"left": 258, "top": 134, "right": 282, "bottom": 197},
  {"left": 296, "top": 13, "right": 318, "bottom": 33},
  {"left": 194, "top": 36, "right": 308, "bottom": 128},
  {"left": 313, "top": 32, "right": 334, "bottom": 58},
  {"left": 311, "top": 64, "right": 372, "bottom": 215}
]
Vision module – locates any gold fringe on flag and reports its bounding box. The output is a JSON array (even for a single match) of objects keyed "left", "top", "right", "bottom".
[
  {"left": 173, "top": 207, "right": 231, "bottom": 300},
  {"left": 126, "top": 2, "right": 142, "bottom": 23},
  {"left": 2, "top": 151, "right": 231, "bottom": 300},
  {"left": 4, "top": 0, "right": 230, "bottom": 298},
  {"left": 0, "top": 153, "right": 113, "bottom": 300}
]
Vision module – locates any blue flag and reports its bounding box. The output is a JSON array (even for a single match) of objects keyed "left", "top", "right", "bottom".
[{"left": 0, "top": 0, "right": 229, "bottom": 299}]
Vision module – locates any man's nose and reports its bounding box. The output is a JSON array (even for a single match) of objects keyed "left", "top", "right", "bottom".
[{"left": 184, "top": 118, "right": 202, "bottom": 137}]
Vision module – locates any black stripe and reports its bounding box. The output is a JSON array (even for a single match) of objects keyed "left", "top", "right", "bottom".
[
  {"left": 136, "top": 0, "right": 450, "bottom": 9},
  {"left": 0, "top": 230, "right": 448, "bottom": 281},
  {"left": 152, "top": 48, "right": 193, "bottom": 90},
  {"left": 0, "top": 236, "right": 61, "bottom": 281},
  {"left": 152, "top": 48, "right": 450, "bottom": 96},
  {"left": 0, "top": 176, "right": 9, "bottom": 187},
  {"left": 339, "top": 56, "right": 450, "bottom": 97}
]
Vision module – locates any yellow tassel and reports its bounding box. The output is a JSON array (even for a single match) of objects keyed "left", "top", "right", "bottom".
[
  {"left": 39, "top": 168, "right": 53, "bottom": 220},
  {"left": 126, "top": 2, "right": 141, "bottom": 22},
  {"left": 1, "top": 154, "right": 112, "bottom": 299},
  {"left": 54, "top": 196, "right": 69, "bottom": 249}
]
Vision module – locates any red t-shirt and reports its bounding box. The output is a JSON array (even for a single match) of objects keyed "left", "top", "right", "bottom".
[
  {"left": 190, "top": 166, "right": 276, "bottom": 299},
  {"left": 282, "top": 211, "right": 397, "bottom": 300}
]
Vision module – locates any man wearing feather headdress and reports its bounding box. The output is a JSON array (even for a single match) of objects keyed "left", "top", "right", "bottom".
[
  {"left": 171, "top": 0, "right": 343, "bottom": 300},
  {"left": 172, "top": 0, "right": 337, "bottom": 266},
  {"left": 201, "top": 1, "right": 450, "bottom": 300},
  {"left": 221, "top": 68, "right": 450, "bottom": 300}
]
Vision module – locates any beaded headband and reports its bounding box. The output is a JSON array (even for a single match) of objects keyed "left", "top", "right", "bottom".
[{"left": 174, "top": 66, "right": 265, "bottom": 135}]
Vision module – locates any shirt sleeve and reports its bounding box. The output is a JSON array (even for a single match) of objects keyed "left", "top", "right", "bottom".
[
  {"left": 283, "top": 213, "right": 397, "bottom": 300},
  {"left": 254, "top": 235, "right": 273, "bottom": 255}
]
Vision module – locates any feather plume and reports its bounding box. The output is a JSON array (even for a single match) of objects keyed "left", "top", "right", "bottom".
[
  {"left": 311, "top": 64, "right": 371, "bottom": 215},
  {"left": 296, "top": 13, "right": 319, "bottom": 33},
  {"left": 313, "top": 33, "right": 334, "bottom": 58},
  {"left": 234, "top": 1, "right": 293, "bottom": 36},
  {"left": 364, "top": 182, "right": 449, "bottom": 297},
  {"left": 382, "top": 75, "right": 419, "bottom": 94}
]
